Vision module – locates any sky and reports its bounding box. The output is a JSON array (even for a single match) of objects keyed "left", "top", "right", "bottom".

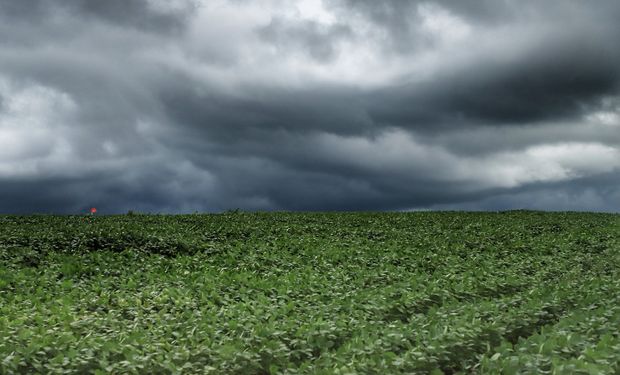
[{"left": 0, "top": 0, "right": 619, "bottom": 214}]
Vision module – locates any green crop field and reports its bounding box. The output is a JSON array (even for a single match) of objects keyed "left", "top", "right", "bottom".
[{"left": 1, "top": 211, "right": 619, "bottom": 374}]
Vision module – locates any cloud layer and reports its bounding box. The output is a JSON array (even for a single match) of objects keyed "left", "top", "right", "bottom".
[{"left": 1, "top": 0, "right": 619, "bottom": 213}]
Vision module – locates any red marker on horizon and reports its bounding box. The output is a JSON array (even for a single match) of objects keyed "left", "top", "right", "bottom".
[{"left": 90, "top": 207, "right": 97, "bottom": 215}]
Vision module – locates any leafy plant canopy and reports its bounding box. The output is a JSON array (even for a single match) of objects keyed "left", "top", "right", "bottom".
[{"left": 1, "top": 211, "right": 619, "bottom": 374}]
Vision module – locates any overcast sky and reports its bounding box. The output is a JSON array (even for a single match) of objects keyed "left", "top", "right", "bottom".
[{"left": 1, "top": 0, "right": 619, "bottom": 213}]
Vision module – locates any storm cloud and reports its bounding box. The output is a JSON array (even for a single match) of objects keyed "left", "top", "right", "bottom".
[{"left": 0, "top": 0, "right": 619, "bottom": 213}]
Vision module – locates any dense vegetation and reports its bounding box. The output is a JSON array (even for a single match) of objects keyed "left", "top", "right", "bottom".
[{"left": 1, "top": 211, "right": 619, "bottom": 374}]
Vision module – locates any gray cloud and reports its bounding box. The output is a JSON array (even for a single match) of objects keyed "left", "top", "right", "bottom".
[
  {"left": 368, "top": 39, "right": 620, "bottom": 128},
  {"left": 0, "top": 0, "right": 195, "bottom": 33},
  {"left": 0, "top": 0, "right": 619, "bottom": 214},
  {"left": 431, "top": 172, "right": 620, "bottom": 213},
  {"left": 258, "top": 17, "right": 352, "bottom": 62}
]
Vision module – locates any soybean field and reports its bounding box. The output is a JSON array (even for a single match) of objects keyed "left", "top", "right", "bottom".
[{"left": 1, "top": 211, "right": 619, "bottom": 374}]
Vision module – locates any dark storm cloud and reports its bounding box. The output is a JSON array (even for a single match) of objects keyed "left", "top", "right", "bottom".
[
  {"left": 158, "top": 80, "right": 374, "bottom": 141},
  {"left": 0, "top": 162, "right": 213, "bottom": 214},
  {"left": 175, "top": 152, "right": 503, "bottom": 212},
  {"left": 325, "top": 0, "right": 620, "bottom": 128},
  {"left": 432, "top": 171, "right": 620, "bottom": 213},
  {"left": 0, "top": 0, "right": 619, "bottom": 213},
  {"left": 0, "top": 0, "right": 194, "bottom": 32},
  {"left": 368, "top": 39, "right": 620, "bottom": 128}
]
